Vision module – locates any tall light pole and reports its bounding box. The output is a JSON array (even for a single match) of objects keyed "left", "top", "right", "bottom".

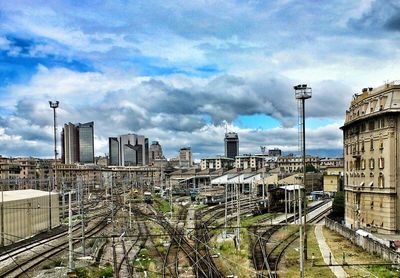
[
  {"left": 49, "top": 100, "right": 59, "bottom": 230},
  {"left": 49, "top": 101, "right": 59, "bottom": 189},
  {"left": 294, "top": 84, "right": 311, "bottom": 278}
]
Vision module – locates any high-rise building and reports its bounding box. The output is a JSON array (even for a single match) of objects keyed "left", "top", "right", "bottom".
[
  {"left": 108, "top": 133, "right": 149, "bottom": 166},
  {"left": 149, "top": 141, "right": 164, "bottom": 164},
  {"left": 78, "top": 122, "right": 94, "bottom": 163},
  {"left": 179, "top": 147, "right": 192, "bottom": 168},
  {"left": 108, "top": 137, "right": 119, "bottom": 166},
  {"left": 224, "top": 132, "right": 239, "bottom": 159},
  {"left": 342, "top": 82, "right": 400, "bottom": 234},
  {"left": 61, "top": 122, "right": 94, "bottom": 164}
]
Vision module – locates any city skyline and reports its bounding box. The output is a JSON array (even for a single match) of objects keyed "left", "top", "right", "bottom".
[{"left": 1, "top": 1, "right": 400, "bottom": 160}]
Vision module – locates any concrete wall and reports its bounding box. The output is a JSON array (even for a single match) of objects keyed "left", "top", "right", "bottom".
[{"left": 325, "top": 217, "right": 400, "bottom": 263}]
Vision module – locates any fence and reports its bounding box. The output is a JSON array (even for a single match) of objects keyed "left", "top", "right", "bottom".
[{"left": 325, "top": 217, "right": 400, "bottom": 264}]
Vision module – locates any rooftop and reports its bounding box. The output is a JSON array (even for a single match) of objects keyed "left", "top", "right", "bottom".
[{"left": 1, "top": 189, "right": 58, "bottom": 202}]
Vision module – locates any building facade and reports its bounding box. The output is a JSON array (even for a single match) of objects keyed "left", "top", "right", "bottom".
[
  {"left": 109, "top": 137, "right": 119, "bottom": 166},
  {"left": 200, "top": 157, "right": 235, "bottom": 170},
  {"left": 343, "top": 82, "right": 400, "bottom": 234},
  {"left": 235, "top": 155, "right": 264, "bottom": 170},
  {"left": 277, "top": 154, "right": 320, "bottom": 173},
  {"left": 179, "top": 147, "right": 192, "bottom": 168},
  {"left": 224, "top": 132, "right": 239, "bottom": 159},
  {"left": 61, "top": 122, "right": 94, "bottom": 164},
  {"left": 149, "top": 141, "right": 164, "bottom": 164},
  {"left": 320, "top": 157, "right": 344, "bottom": 169}
]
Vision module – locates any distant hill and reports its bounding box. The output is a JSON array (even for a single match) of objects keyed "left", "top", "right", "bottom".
[{"left": 283, "top": 149, "right": 342, "bottom": 157}]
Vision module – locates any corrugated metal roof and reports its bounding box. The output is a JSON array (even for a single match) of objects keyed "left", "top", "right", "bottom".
[{"left": 1, "top": 189, "right": 58, "bottom": 202}]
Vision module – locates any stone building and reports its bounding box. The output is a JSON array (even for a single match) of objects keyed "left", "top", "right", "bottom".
[{"left": 342, "top": 81, "right": 400, "bottom": 234}]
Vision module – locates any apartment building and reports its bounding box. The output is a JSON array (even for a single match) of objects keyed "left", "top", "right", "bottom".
[
  {"left": 342, "top": 81, "right": 400, "bottom": 234},
  {"left": 200, "top": 157, "right": 235, "bottom": 171},
  {"left": 235, "top": 155, "right": 264, "bottom": 170},
  {"left": 277, "top": 154, "right": 320, "bottom": 173}
]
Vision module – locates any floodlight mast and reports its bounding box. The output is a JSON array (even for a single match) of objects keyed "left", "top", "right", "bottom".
[
  {"left": 294, "top": 84, "right": 312, "bottom": 278},
  {"left": 48, "top": 101, "right": 59, "bottom": 231}
]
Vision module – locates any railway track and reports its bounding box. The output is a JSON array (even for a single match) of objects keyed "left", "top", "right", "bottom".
[
  {"left": 162, "top": 206, "right": 189, "bottom": 278},
  {"left": 0, "top": 206, "right": 118, "bottom": 277},
  {"left": 251, "top": 199, "right": 332, "bottom": 278}
]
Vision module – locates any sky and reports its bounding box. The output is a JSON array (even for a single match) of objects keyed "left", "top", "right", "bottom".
[{"left": 1, "top": 0, "right": 400, "bottom": 160}]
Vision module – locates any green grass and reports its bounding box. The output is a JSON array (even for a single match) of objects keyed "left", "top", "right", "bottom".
[
  {"left": 153, "top": 197, "right": 171, "bottom": 213},
  {"left": 282, "top": 225, "right": 336, "bottom": 278},
  {"left": 322, "top": 226, "right": 400, "bottom": 277},
  {"left": 241, "top": 213, "right": 278, "bottom": 227},
  {"left": 74, "top": 265, "right": 113, "bottom": 278},
  {"left": 367, "top": 266, "right": 400, "bottom": 278}
]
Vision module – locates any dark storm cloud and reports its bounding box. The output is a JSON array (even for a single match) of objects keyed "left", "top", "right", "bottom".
[
  {"left": 349, "top": 0, "right": 400, "bottom": 33},
  {"left": 385, "top": 14, "right": 400, "bottom": 31}
]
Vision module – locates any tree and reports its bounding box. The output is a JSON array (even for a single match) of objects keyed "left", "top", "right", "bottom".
[
  {"left": 305, "top": 164, "right": 318, "bottom": 173},
  {"left": 331, "top": 191, "right": 345, "bottom": 220}
]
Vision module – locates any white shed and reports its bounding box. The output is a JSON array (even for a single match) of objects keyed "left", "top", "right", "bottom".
[{"left": 0, "top": 189, "right": 59, "bottom": 246}]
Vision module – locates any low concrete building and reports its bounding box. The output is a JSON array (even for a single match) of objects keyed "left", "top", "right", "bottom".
[
  {"left": 0, "top": 189, "right": 59, "bottom": 246},
  {"left": 323, "top": 166, "right": 343, "bottom": 195}
]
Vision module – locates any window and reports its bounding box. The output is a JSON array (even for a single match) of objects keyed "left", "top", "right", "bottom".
[
  {"left": 370, "top": 139, "right": 374, "bottom": 151},
  {"left": 380, "top": 118, "right": 385, "bottom": 128},
  {"left": 361, "top": 159, "right": 365, "bottom": 170},
  {"left": 379, "top": 157, "right": 384, "bottom": 169},
  {"left": 361, "top": 141, "right": 365, "bottom": 152},
  {"left": 369, "top": 158, "right": 375, "bottom": 169},
  {"left": 369, "top": 121, "right": 375, "bottom": 130},
  {"left": 371, "top": 201, "right": 374, "bottom": 209},
  {"left": 379, "top": 174, "right": 384, "bottom": 188}
]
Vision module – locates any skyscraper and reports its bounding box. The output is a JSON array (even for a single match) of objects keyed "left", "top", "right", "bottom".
[
  {"left": 61, "top": 122, "right": 94, "bottom": 164},
  {"left": 108, "top": 137, "right": 119, "bottom": 166},
  {"left": 108, "top": 133, "right": 149, "bottom": 166},
  {"left": 224, "top": 132, "right": 239, "bottom": 159},
  {"left": 78, "top": 122, "right": 94, "bottom": 163},
  {"left": 149, "top": 141, "right": 164, "bottom": 164}
]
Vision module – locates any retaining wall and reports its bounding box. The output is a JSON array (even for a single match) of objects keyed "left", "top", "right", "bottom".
[{"left": 325, "top": 217, "right": 400, "bottom": 263}]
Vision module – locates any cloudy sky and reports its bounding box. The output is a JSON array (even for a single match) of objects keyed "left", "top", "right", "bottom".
[{"left": 1, "top": 0, "right": 400, "bottom": 160}]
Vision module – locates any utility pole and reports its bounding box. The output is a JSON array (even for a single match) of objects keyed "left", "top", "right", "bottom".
[
  {"left": 223, "top": 183, "right": 227, "bottom": 238},
  {"left": 68, "top": 191, "right": 75, "bottom": 274},
  {"left": 48, "top": 178, "right": 52, "bottom": 231},
  {"left": 79, "top": 178, "right": 85, "bottom": 256},
  {"left": 61, "top": 179, "right": 65, "bottom": 223},
  {"left": 112, "top": 174, "right": 118, "bottom": 278},
  {"left": 169, "top": 176, "right": 173, "bottom": 220},
  {"left": 1, "top": 184, "right": 4, "bottom": 247},
  {"left": 294, "top": 84, "right": 312, "bottom": 277},
  {"left": 285, "top": 185, "right": 288, "bottom": 225},
  {"left": 236, "top": 182, "right": 240, "bottom": 251}
]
